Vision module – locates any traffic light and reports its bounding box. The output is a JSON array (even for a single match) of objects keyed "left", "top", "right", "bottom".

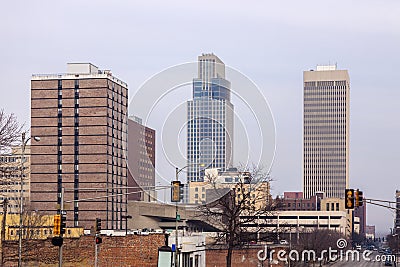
[
  {"left": 95, "top": 218, "right": 102, "bottom": 233},
  {"left": 345, "top": 189, "right": 355, "bottom": 209},
  {"left": 354, "top": 189, "right": 364, "bottom": 207},
  {"left": 357, "top": 190, "right": 363, "bottom": 207},
  {"left": 355, "top": 189, "right": 359, "bottom": 207},
  {"left": 53, "top": 214, "right": 61, "bottom": 236},
  {"left": 179, "top": 182, "right": 184, "bottom": 201},
  {"left": 60, "top": 214, "right": 66, "bottom": 235},
  {"left": 51, "top": 236, "right": 63, "bottom": 247},
  {"left": 171, "top": 181, "right": 181, "bottom": 202},
  {"left": 95, "top": 236, "right": 103, "bottom": 244}
]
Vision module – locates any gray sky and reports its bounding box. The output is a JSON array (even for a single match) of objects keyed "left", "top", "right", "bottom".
[{"left": 1, "top": 0, "right": 399, "bottom": 235}]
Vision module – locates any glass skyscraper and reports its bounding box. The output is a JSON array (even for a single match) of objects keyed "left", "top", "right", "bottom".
[{"left": 187, "top": 54, "right": 234, "bottom": 182}]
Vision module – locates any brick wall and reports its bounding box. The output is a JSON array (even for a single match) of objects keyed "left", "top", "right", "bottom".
[
  {"left": 2, "top": 234, "right": 164, "bottom": 267},
  {"left": 206, "top": 247, "right": 285, "bottom": 267}
]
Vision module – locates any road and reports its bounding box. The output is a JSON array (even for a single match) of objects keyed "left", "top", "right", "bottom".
[{"left": 329, "top": 251, "right": 397, "bottom": 267}]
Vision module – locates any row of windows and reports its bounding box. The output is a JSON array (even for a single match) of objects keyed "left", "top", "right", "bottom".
[
  {"left": 304, "top": 108, "right": 347, "bottom": 113},
  {"left": 304, "top": 114, "right": 348, "bottom": 118},
  {"left": 304, "top": 136, "right": 346, "bottom": 140},
  {"left": 0, "top": 189, "right": 26, "bottom": 193}
]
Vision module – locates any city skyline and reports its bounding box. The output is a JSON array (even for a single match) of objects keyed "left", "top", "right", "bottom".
[{"left": 1, "top": 0, "right": 399, "bottom": 235}]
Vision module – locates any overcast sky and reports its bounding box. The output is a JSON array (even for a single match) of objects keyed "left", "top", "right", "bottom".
[{"left": 1, "top": 0, "right": 399, "bottom": 235}]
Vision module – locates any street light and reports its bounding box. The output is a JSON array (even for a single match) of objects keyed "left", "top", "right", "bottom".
[
  {"left": 174, "top": 163, "right": 205, "bottom": 267},
  {"left": 18, "top": 132, "right": 40, "bottom": 267}
]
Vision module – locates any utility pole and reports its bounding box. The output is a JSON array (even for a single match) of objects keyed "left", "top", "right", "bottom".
[
  {"left": 175, "top": 167, "right": 179, "bottom": 267},
  {"left": 59, "top": 188, "right": 64, "bottom": 267},
  {"left": 1, "top": 199, "right": 8, "bottom": 265},
  {"left": 18, "top": 133, "right": 40, "bottom": 267},
  {"left": 18, "top": 133, "right": 26, "bottom": 267},
  {"left": 95, "top": 236, "right": 98, "bottom": 267}
]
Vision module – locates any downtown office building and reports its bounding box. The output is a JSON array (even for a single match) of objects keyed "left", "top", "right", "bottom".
[
  {"left": 187, "top": 54, "right": 234, "bottom": 182},
  {"left": 303, "top": 65, "right": 350, "bottom": 199},
  {"left": 30, "top": 63, "right": 128, "bottom": 230}
]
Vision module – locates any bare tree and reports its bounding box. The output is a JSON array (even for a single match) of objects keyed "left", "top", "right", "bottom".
[
  {"left": 197, "top": 165, "right": 277, "bottom": 267},
  {"left": 0, "top": 109, "right": 24, "bottom": 152},
  {"left": 3, "top": 204, "right": 51, "bottom": 265},
  {"left": 294, "top": 228, "right": 346, "bottom": 266}
]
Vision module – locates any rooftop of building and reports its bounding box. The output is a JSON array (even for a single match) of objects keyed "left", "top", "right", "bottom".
[
  {"left": 316, "top": 64, "right": 337, "bottom": 71},
  {"left": 31, "top": 63, "right": 127, "bottom": 88}
]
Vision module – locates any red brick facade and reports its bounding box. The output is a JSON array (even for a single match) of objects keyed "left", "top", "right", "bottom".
[
  {"left": 2, "top": 234, "right": 164, "bottom": 267},
  {"left": 31, "top": 70, "right": 128, "bottom": 230}
]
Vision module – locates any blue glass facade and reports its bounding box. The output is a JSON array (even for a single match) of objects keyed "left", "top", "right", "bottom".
[{"left": 187, "top": 54, "right": 233, "bottom": 183}]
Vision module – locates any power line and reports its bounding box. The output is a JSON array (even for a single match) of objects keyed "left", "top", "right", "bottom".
[{"left": 64, "top": 186, "right": 170, "bottom": 203}]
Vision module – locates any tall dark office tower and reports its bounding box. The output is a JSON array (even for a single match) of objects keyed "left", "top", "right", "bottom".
[
  {"left": 31, "top": 63, "right": 128, "bottom": 230},
  {"left": 187, "top": 54, "right": 234, "bottom": 182},
  {"left": 303, "top": 65, "right": 350, "bottom": 199},
  {"left": 127, "top": 116, "right": 155, "bottom": 202}
]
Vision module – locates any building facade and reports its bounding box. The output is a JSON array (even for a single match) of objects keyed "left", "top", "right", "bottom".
[
  {"left": 187, "top": 54, "right": 234, "bottom": 182},
  {"left": 188, "top": 168, "right": 270, "bottom": 209},
  {"left": 30, "top": 63, "right": 128, "bottom": 230},
  {"left": 244, "top": 210, "right": 351, "bottom": 237},
  {"left": 365, "top": 225, "right": 376, "bottom": 240},
  {"left": 127, "top": 116, "right": 155, "bottom": 201},
  {"left": 0, "top": 146, "right": 31, "bottom": 214},
  {"left": 354, "top": 204, "right": 367, "bottom": 237},
  {"left": 278, "top": 191, "right": 321, "bottom": 211},
  {"left": 303, "top": 65, "right": 350, "bottom": 199}
]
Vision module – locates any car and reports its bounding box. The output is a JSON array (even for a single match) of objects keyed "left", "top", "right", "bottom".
[
  {"left": 280, "top": 240, "right": 289, "bottom": 245},
  {"left": 384, "top": 258, "right": 393, "bottom": 266},
  {"left": 356, "top": 245, "right": 362, "bottom": 251}
]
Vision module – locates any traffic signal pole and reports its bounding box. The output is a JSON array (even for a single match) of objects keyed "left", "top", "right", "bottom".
[
  {"left": 175, "top": 167, "right": 179, "bottom": 267},
  {"left": 59, "top": 187, "right": 64, "bottom": 267},
  {"left": 95, "top": 237, "right": 98, "bottom": 267}
]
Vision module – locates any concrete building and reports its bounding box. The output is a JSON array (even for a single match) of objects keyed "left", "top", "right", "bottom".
[
  {"left": 278, "top": 191, "right": 353, "bottom": 235},
  {"left": 303, "top": 65, "right": 350, "bottom": 199},
  {"left": 188, "top": 168, "right": 271, "bottom": 210},
  {"left": 127, "top": 116, "right": 155, "bottom": 202},
  {"left": 127, "top": 201, "right": 218, "bottom": 232},
  {"left": 320, "top": 197, "right": 345, "bottom": 212},
  {"left": 244, "top": 210, "right": 351, "bottom": 237},
  {"left": 30, "top": 63, "right": 128, "bottom": 230},
  {"left": 0, "top": 146, "right": 31, "bottom": 214},
  {"left": 187, "top": 54, "right": 234, "bottom": 182},
  {"left": 0, "top": 214, "right": 83, "bottom": 240},
  {"left": 168, "top": 234, "right": 206, "bottom": 267}
]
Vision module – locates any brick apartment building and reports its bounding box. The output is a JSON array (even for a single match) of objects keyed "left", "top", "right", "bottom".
[
  {"left": 127, "top": 116, "right": 155, "bottom": 201},
  {"left": 30, "top": 63, "right": 128, "bottom": 230}
]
